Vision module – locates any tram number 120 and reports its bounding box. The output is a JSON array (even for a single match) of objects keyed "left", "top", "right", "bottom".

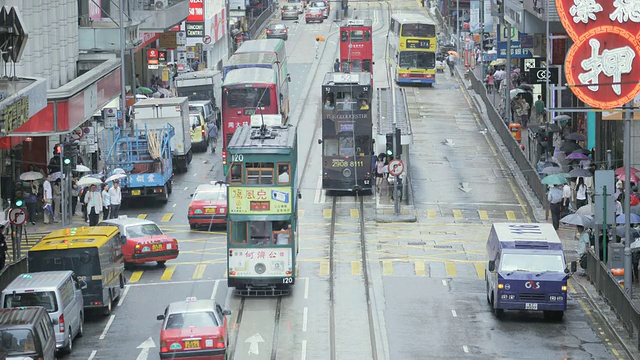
[
  {"left": 283, "top": 277, "right": 293, "bottom": 284},
  {"left": 231, "top": 154, "right": 244, "bottom": 162}
]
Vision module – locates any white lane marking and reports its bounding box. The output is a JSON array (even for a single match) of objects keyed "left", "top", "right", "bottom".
[
  {"left": 117, "top": 286, "right": 130, "bottom": 306},
  {"left": 304, "top": 277, "right": 309, "bottom": 299},
  {"left": 302, "top": 307, "right": 308, "bottom": 332},
  {"left": 442, "top": 279, "right": 447, "bottom": 286},
  {"left": 451, "top": 310, "right": 457, "bottom": 317},
  {"left": 172, "top": 203, "right": 177, "bottom": 208},
  {"left": 99, "top": 315, "right": 116, "bottom": 340},
  {"left": 301, "top": 340, "right": 307, "bottom": 360},
  {"left": 193, "top": 172, "right": 198, "bottom": 177},
  {"left": 314, "top": 175, "right": 322, "bottom": 204},
  {"left": 126, "top": 279, "right": 220, "bottom": 287},
  {"left": 211, "top": 279, "right": 220, "bottom": 300},
  {"left": 463, "top": 345, "right": 469, "bottom": 353},
  {"left": 183, "top": 187, "right": 188, "bottom": 191},
  {"left": 88, "top": 350, "right": 97, "bottom": 360}
]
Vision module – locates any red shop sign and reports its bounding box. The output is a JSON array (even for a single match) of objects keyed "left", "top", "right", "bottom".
[
  {"left": 187, "top": 0, "right": 204, "bottom": 23},
  {"left": 147, "top": 49, "right": 158, "bottom": 59},
  {"left": 556, "top": 0, "right": 640, "bottom": 109}
]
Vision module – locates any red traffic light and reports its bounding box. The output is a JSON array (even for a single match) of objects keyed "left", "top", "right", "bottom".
[{"left": 53, "top": 144, "right": 62, "bottom": 155}]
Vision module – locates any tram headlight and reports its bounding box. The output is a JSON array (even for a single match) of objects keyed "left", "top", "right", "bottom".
[{"left": 342, "top": 168, "right": 352, "bottom": 178}]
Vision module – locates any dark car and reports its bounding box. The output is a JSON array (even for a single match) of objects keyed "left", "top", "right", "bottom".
[
  {"left": 305, "top": 8, "right": 323, "bottom": 23},
  {"left": 266, "top": 23, "right": 289, "bottom": 41},
  {"left": 281, "top": 5, "right": 299, "bottom": 19}
]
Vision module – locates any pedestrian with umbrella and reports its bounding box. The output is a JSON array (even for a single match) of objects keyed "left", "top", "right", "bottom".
[
  {"left": 84, "top": 184, "right": 103, "bottom": 226},
  {"left": 577, "top": 225, "right": 592, "bottom": 274}
]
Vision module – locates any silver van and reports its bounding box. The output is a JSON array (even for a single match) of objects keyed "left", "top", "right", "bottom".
[
  {"left": 189, "top": 100, "right": 219, "bottom": 128},
  {"left": 1, "top": 271, "right": 85, "bottom": 354}
]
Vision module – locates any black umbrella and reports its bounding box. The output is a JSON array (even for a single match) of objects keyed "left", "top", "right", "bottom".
[
  {"left": 568, "top": 168, "right": 592, "bottom": 178},
  {"left": 572, "top": 148, "right": 591, "bottom": 155},
  {"left": 560, "top": 141, "right": 582, "bottom": 154},
  {"left": 518, "top": 84, "right": 533, "bottom": 91},
  {"left": 615, "top": 226, "right": 640, "bottom": 239},
  {"left": 565, "top": 133, "right": 586, "bottom": 141}
]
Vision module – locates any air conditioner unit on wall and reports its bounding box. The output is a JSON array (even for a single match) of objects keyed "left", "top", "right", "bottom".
[{"left": 155, "top": 0, "right": 166, "bottom": 9}]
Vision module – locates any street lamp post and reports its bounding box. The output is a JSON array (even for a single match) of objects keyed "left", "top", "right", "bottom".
[
  {"left": 456, "top": 0, "right": 460, "bottom": 57},
  {"left": 119, "top": 0, "right": 127, "bottom": 131}
]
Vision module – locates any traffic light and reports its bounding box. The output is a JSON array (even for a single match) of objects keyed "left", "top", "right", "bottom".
[
  {"left": 385, "top": 133, "right": 393, "bottom": 156},
  {"left": 538, "top": 131, "right": 553, "bottom": 156},
  {"left": 13, "top": 199, "right": 23, "bottom": 207},
  {"left": 395, "top": 128, "right": 402, "bottom": 156},
  {"left": 53, "top": 143, "right": 62, "bottom": 155},
  {"left": 496, "top": 0, "right": 504, "bottom": 15},
  {"left": 62, "top": 143, "right": 72, "bottom": 167}
]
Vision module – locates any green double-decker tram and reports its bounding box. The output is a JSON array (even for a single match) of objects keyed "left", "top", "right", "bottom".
[{"left": 226, "top": 120, "right": 299, "bottom": 296}]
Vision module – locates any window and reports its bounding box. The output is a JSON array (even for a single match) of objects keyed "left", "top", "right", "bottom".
[
  {"left": 189, "top": 114, "right": 202, "bottom": 127},
  {"left": 350, "top": 30, "right": 364, "bottom": 42},
  {"left": 398, "top": 51, "right": 435, "bottom": 69},
  {"left": 249, "top": 221, "right": 271, "bottom": 245},
  {"left": 165, "top": 311, "right": 219, "bottom": 330},
  {"left": 341, "top": 30, "right": 348, "bottom": 42},
  {"left": 277, "top": 163, "right": 291, "bottom": 184},
  {"left": 230, "top": 222, "right": 248, "bottom": 244},
  {"left": 401, "top": 23, "right": 436, "bottom": 37},
  {"left": 339, "top": 136, "right": 355, "bottom": 156},
  {"left": 0, "top": 329, "right": 36, "bottom": 354},
  {"left": 351, "top": 60, "right": 362, "bottom": 72},
  {"left": 230, "top": 163, "right": 243, "bottom": 183},
  {"left": 4, "top": 291, "right": 58, "bottom": 312},
  {"left": 500, "top": 253, "right": 565, "bottom": 273},
  {"left": 60, "top": 278, "right": 75, "bottom": 307},
  {"left": 364, "top": 30, "right": 371, "bottom": 42},
  {"left": 126, "top": 224, "right": 163, "bottom": 238},
  {"left": 226, "top": 88, "right": 271, "bottom": 108},
  {"left": 194, "top": 188, "right": 227, "bottom": 201},
  {"left": 363, "top": 60, "right": 372, "bottom": 72},
  {"left": 246, "top": 162, "right": 274, "bottom": 184},
  {"left": 324, "top": 139, "right": 339, "bottom": 156},
  {"left": 273, "top": 221, "right": 292, "bottom": 244}
]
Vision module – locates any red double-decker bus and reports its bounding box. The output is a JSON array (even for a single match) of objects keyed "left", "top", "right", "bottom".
[{"left": 339, "top": 19, "right": 373, "bottom": 78}]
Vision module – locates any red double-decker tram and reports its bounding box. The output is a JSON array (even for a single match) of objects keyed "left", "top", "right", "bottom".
[{"left": 339, "top": 19, "right": 373, "bottom": 78}]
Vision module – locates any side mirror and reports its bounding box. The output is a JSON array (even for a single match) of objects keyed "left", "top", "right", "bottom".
[
  {"left": 120, "top": 235, "right": 127, "bottom": 245},
  {"left": 222, "top": 309, "right": 232, "bottom": 316},
  {"left": 157, "top": 314, "right": 165, "bottom": 321},
  {"left": 488, "top": 260, "right": 495, "bottom": 272},
  {"left": 318, "top": 139, "right": 323, "bottom": 144},
  {"left": 570, "top": 261, "right": 577, "bottom": 273}
]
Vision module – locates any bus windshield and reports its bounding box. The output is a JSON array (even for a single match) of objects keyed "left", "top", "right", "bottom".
[
  {"left": 28, "top": 249, "right": 101, "bottom": 276},
  {"left": 398, "top": 51, "right": 435, "bottom": 69},
  {"left": 226, "top": 87, "right": 271, "bottom": 108},
  {"left": 401, "top": 23, "right": 436, "bottom": 37},
  {"left": 500, "top": 253, "right": 565, "bottom": 273}
]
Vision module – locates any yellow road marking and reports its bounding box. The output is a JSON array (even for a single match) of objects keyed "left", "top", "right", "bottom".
[
  {"left": 445, "top": 261, "right": 457, "bottom": 277},
  {"left": 350, "top": 208, "right": 359, "bottom": 219},
  {"left": 351, "top": 261, "right": 362, "bottom": 275},
  {"left": 323, "top": 209, "right": 332, "bottom": 219},
  {"left": 319, "top": 261, "right": 330, "bottom": 276},
  {"left": 415, "top": 261, "right": 426, "bottom": 276},
  {"left": 506, "top": 211, "right": 516, "bottom": 221},
  {"left": 161, "top": 213, "right": 174, "bottom": 222},
  {"left": 137, "top": 214, "right": 148, "bottom": 219},
  {"left": 161, "top": 265, "right": 177, "bottom": 281},
  {"left": 568, "top": 281, "right": 577, "bottom": 294},
  {"left": 478, "top": 210, "right": 489, "bottom": 220},
  {"left": 129, "top": 270, "right": 143, "bottom": 283},
  {"left": 382, "top": 260, "right": 393, "bottom": 275},
  {"left": 193, "top": 264, "right": 206, "bottom": 279},
  {"left": 611, "top": 349, "right": 620, "bottom": 356},
  {"left": 474, "top": 262, "right": 485, "bottom": 279},
  {"left": 452, "top": 209, "right": 463, "bottom": 219},
  {"left": 427, "top": 210, "right": 437, "bottom": 218},
  {"left": 299, "top": 209, "right": 304, "bottom": 217}
]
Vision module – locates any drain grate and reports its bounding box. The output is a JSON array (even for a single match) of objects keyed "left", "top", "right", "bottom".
[
  {"left": 408, "top": 241, "right": 427, "bottom": 246},
  {"left": 433, "top": 245, "right": 453, "bottom": 249}
]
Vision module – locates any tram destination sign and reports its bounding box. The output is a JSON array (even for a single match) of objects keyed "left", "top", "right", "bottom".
[{"left": 229, "top": 186, "right": 292, "bottom": 214}]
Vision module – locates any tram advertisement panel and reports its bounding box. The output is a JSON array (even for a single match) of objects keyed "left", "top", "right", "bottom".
[
  {"left": 229, "top": 186, "right": 292, "bottom": 214},
  {"left": 228, "top": 248, "right": 293, "bottom": 278}
]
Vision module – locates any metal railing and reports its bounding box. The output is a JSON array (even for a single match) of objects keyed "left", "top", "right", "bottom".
[
  {"left": 585, "top": 249, "right": 640, "bottom": 349},
  {"left": 0, "top": 256, "right": 27, "bottom": 292},
  {"left": 248, "top": 3, "right": 276, "bottom": 39},
  {"left": 467, "top": 71, "right": 549, "bottom": 207}
]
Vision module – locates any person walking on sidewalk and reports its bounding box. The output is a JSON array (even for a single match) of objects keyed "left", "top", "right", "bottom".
[
  {"left": 101, "top": 184, "right": 111, "bottom": 221},
  {"left": 71, "top": 178, "right": 79, "bottom": 217},
  {"left": 85, "top": 184, "right": 103, "bottom": 226},
  {"left": 208, "top": 122, "right": 218, "bottom": 154},
  {"left": 575, "top": 177, "right": 588, "bottom": 209},
  {"left": 108, "top": 180, "right": 122, "bottom": 219},
  {"left": 334, "top": 59, "right": 340, "bottom": 72},
  {"left": 42, "top": 176, "right": 53, "bottom": 224},
  {"left": 534, "top": 95, "right": 545, "bottom": 124},
  {"left": 25, "top": 181, "right": 38, "bottom": 225},
  {"left": 485, "top": 72, "right": 494, "bottom": 94},
  {"left": 548, "top": 184, "right": 563, "bottom": 230},
  {"left": 562, "top": 182, "right": 571, "bottom": 216},
  {"left": 52, "top": 180, "right": 61, "bottom": 223},
  {"left": 493, "top": 68, "right": 506, "bottom": 92},
  {"left": 447, "top": 54, "right": 456, "bottom": 76}
]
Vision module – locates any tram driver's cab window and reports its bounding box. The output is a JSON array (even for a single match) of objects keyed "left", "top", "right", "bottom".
[
  {"left": 336, "top": 91, "right": 357, "bottom": 110},
  {"left": 249, "top": 221, "right": 271, "bottom": 245},
  {"left": 277, "top": 163, "right": 291, "bottom": 184},
  {"left": 323, "top": 93, "right": 335, "bottom": 110},
  {"left": 341, "top": 30, "right": 348, "bottom": 42},
  {"left": 350, "top": 30, "right": 364, "bottom": 42},
  {"left": 230, "top": 163, "right": 243, "bottom": 184},
  {"left": 273, "top": 221, "right": 292, "bottom": 245},
  {"left": 246, "top": 162, "right": 274, "bottom": 184}
]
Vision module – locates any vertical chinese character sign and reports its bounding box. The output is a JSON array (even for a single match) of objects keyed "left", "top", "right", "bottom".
[{"left": 556, "top": 0, "right": 640, "bottom": 109}]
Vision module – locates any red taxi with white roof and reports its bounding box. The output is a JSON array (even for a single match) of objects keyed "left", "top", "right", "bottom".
[
  {"left": 157, "top": 297, "right": 231, "bottom": 359},
  {"left": 188, "top": 182, "right": 228, "bottom": 230},
  {"left": 98, "top": 217, "right": 178, "bottom": 268}
]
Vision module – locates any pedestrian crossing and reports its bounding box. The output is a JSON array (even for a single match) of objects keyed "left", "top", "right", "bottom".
[{"left": 123, "top": 259, "right": 489, "bottom": 284}]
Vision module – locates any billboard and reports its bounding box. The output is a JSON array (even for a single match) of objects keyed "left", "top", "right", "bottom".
[{"left": 229, "top": 186, "right": 292, "bottom": 214}]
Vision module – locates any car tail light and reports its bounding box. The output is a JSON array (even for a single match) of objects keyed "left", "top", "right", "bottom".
[
  {"left": 216, "top": 335, "right": 225, "bottom": 348},
  {"left": 202, "top": 127, "right": 206, "bottom": 137},
  {"left": 283, "top": 29, "right": 287, "bottom": 33},
  {"left": 59, "top": 314, "right": 65, "bottom": 332},
  {"left": 188, "top": 206, "right": 194, "bottom": 215},
  {"left": 160, "top": 340, "right": 168, "bottom": 353},
  {"left": 266, "top": 30, "right": 272, "bottom": 34},
  {"left": 281, "top": 10, "right": 284, "bottom": 13},
  {"left": 222, "top": 151, "right": 227, "bottom": 165}
]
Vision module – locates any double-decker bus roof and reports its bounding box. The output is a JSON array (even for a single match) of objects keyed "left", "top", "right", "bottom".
[
  {"left": 322, "top": 72, "right": 371, "bottom": 87},
  {"left": 235, "top": 39, "right": 285, "bottom": 54},
  {"left": 391, "top": 13, "right": 436, "bottom": 25},
  {"left": 227, "top": 52, "right": 278, "bottom": 67},
  {"left": 223, "top": 68, "right": 277, "bottom": 86},
  {"left": 342, "top": 19, "right": 373, "bottom": 27},
  {"left": 228, "top": 125, "right": 296, "bottom": 151},
  {"left": 31, "top": 226, "right": 120, "bottom": 251}
]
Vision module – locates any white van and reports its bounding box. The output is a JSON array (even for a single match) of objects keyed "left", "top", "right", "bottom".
[{"left": 1, "top": 271, "right": 85, "bottom": 354}]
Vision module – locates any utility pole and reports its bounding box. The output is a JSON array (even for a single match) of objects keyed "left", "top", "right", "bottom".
[
  {"left": 544, "top": 0, "right": 551, "bottom": 160},
  {"left": 479, "top": 0, "right": 485, "bottom": 81},
  {"left": 623, "top": 102, "right": 633, "bottom": 296},
  {"left": 391, "top": 85, "right": 399, "bottom": 216},
  {"left": 505, "top": 22, "right": 512, "bottom": 125},
  {"left": 119, "top": 0, "right": 127, "bottom": 131},
  {"left": 456, "top": 0, "right": 460, "bottom": 57}
]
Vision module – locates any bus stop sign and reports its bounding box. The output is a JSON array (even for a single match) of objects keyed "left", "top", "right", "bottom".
[{"left": 389, "top": 159, "right": 404, "bottom": 177}]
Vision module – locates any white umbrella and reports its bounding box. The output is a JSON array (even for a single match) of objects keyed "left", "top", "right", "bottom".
[
  {"left": 50, "top": 172, "right": 63, "bottom": 181},
  {"left": 74, "top": 164, "right": 91, "bottom": 173},
  {"left": 510, "top": 88, "right": 526, "bottom": 99},
  {"left": 77, "top": 176, "right": 103, "bottom": 187},
  {"left": 575, "top": 204, "right": 595, "bottom": 216},
  {"left": 106, "top": 173, "right": 127, "bottom": 183},
  {"left": 19, "top": 171, "right": 43, "bottom": 181},
  {"left": 554, "top": 114, "right": 571, "bottom": 122},
  {"left": 135, "top": 94, "right": 148, "bottom": 100}
]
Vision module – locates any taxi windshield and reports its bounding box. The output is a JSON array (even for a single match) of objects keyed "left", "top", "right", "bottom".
[
  {"left": 0, "top": 329, "right": 36, "bottom": 355},
  {"left": 127, "top": 224, "right": 163, "bottom": 238},
  {"left": 165, "top": 311, "right": 219, "bottom": 329},
  {"left": 500, "top": 253, "right": 565, "bottom": 273},
  {"left": 4, "top": 291, "right": 58, "bottom": 312},
  {"left": 194, "top": 189, "right": 227, "bottom": 201}
]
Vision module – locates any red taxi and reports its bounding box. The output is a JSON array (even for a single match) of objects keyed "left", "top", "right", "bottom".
[
  {"left": 188, "top": 182, "right": 228, "bottom": 230},
  {"left": 305, "top": 8, "right": 324, "bottom": 23},
  {"left": 99, "top": 217, "right": 178, "bottom": 268},
  {"left": 157, "top": 297, "right": 231, "bottom": 359}
]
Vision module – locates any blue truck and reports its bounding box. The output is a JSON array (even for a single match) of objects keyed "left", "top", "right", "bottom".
[
  {"left": 104, "top": 123, "right": 174, "bottom": 204},
  {"left": 485, "top": 223, "right": 577, "bottom": 321}
]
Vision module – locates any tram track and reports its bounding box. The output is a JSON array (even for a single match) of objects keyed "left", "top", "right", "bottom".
[
  {"left": 328, "top": 195, "right": 379, "bottom": 360},
  {"left": 229, "top": 296, "right": 284, "bottom": 360}
]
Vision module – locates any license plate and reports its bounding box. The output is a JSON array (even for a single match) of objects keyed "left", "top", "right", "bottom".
[
  {"left": 152, "top": 244, "right": 163, "bottom": 251},
  {"left": 525, "top": 303, "right": 538, "bottom": 310},
  {"left": 205, "top": 208, "right": 216, "bottom": 214},
  {"left": 183, "top": 339, "right": 200, "bottom": 349},
  {"left": 131, "top": 190, "right": 141, "bottom": 196}
]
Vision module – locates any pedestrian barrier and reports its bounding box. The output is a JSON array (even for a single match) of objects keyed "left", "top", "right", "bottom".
[
  {"left": 248, "top": 3, "right": 276, "bottom": 39},
  {"left": 585, "top": 249, "right": 640, "bottom": 349},
  {"left": 0, "top": 256, "right": 27, "bottom": 292}
]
